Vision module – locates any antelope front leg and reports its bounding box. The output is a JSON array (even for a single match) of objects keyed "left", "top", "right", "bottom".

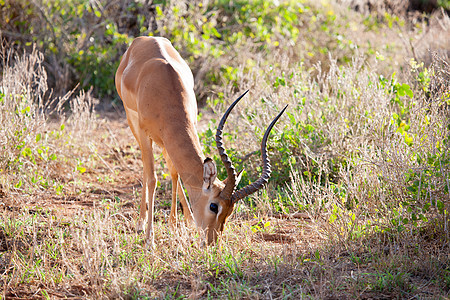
[
  {"left": 168, "top": 176, "right": 195, "bottom": 226},
  {"left": 163, "top": 149, "right": 194, "bottom": 226},
  {"left": 163, "top": 149, "right": 179, "bottom": 227},
  {"left": 123, "top": 108, "right": 149, "bottom": 234},
  {"left": 169, "top": 177, "right": 178, "bottom": 227},
  {"left": 139, "top": 132, "right": 157, "bottom": 249},
  {"left": 136, "top": 180, "right": 148, "bottom": 233},
  {"left": 177, "top": 178, "right": 194, "bottom": 225}
]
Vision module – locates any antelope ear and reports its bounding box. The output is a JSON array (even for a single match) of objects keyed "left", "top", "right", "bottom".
[{"left": 202, "top": 157, "right": 217, "bottom": 191}]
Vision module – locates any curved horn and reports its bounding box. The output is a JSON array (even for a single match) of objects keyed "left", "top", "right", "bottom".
[
  {"left": 231, "top": 105, "right": 288, "bottom": 202},
  {"left": 216, "top": 90, "right": 249, "bottom": 200}
]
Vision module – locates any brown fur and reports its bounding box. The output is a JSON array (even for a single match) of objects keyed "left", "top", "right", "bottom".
[{"left": 115, "top": 36, "right": 235, "bottom": 246}]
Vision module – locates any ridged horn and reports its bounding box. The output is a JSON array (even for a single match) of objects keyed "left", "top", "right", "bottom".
[
  {"left": 231, "top": 104, "right": 288, "bottom": 203},
  {"left": 216, "top": 90, "right": 249, "bottom": 200}
]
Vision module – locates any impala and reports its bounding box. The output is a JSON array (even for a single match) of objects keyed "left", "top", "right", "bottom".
[{"left": 115, "top": 36, "right": 286, "bottom": 246}]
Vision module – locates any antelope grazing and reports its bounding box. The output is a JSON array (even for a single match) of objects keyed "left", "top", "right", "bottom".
[{"left": 115, "top": 36, "right": 286, "bottom": 246}]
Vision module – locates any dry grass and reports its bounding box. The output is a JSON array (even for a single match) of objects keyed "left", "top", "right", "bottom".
[
  {"left": 1, "top": 47, "right": 449, "bottom": 300},
  {"left": 1, "top": 174, "right": 448, "bottom": 298},
  {"left": 1, "top": 1, "right": 450, "bottom": 299}
]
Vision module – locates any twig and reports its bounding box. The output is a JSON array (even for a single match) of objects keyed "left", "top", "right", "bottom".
[{"left": 237, "top": 150, "right": 258, "bottom": 163}]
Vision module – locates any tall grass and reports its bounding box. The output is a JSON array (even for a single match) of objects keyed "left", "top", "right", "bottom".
[
  {"left": 1, "top": 0, "right": 449, "bottom": 298},
  {"left": 206, "top": 49, "right": 449, "bottom": 236},
  {"left": 0, "top": 44, "right": 99, "bottom": 196}
]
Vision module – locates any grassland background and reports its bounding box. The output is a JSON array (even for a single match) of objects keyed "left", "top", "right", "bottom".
[{"left": 0, "top": 0, "right": 449, "bottom": 298}]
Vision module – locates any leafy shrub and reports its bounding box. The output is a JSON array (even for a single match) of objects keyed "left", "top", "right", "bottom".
[
  {"left": 1, "top": 0, "right": 417, "bottom": 101},
  {"left": 0, "top": 45, "right": 98, "bottom": 194},
  {"left": 200, "top": 48, "right": 449, "bottom": 237},
  {"left": 1, "top": 0, "right": 136, "bottom": 97}
]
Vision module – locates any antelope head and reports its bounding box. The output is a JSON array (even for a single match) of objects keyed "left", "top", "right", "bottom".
[{"left": 192, "top": 90, "right": 287, "bottom": 244}]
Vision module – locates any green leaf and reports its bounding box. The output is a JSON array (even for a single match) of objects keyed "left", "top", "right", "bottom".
[
  {"left": 405, "top": 88, "right": 413, "bottom": 98},
  {"left": 404, "top": 133, "right": 413, "bottom": 146},
  {"left": 437, "top": 200, "right": 444, "bottom": 213},
  {"left": 422, "top": 202, "right": 431, "bottom": 212},
  {"left": 211, "top": 27, "right": 221, "bottom": 38},
  {"left": 77, "top": 4, "right": 84, "bottom": 15},
  {"left": 286, "top": 112, "right": 296, "bottom": 125},
  {"left": 315, "top": 250, "right": 321, "bottom": 261},
  {"left": 419, "top": 214, "right": 428, "bottom": 222},
  {"left": 14, "top": 180, "right": 23, "bottom": 189},
  {"left": 329, "top": 214, "right": 337, "bottom": 223},
  {"left": 155, "top": 5, "right": 163, "bottom": 16}
]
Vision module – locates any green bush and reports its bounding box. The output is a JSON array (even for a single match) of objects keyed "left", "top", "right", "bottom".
[
  {"left": 1, "top": 0, "right": 135, "bottom": 98},
  {"left": 1, "top": 0, "right": 399, "bottom": 100},
  {"left": 0, "top": 45, "right": 98, "bottom": 194}
]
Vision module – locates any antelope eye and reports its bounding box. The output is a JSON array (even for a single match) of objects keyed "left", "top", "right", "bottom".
[{"left": 210, "top": 203, "right": 219, "bottom": 214}]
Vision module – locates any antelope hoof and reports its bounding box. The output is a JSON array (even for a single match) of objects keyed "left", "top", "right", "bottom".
[
  {"left": 146, "top": 238, "right": 155, "bottom": 250},
  {"left": 184, "top": 214, "right": 194, "bottom": 226},
  {"left": 136, "top": 218, "right": 146, "bottom": 233},
  {"left": 145, "top": 230, "right": 155, "bottom": 250},
  {"left": 168, "top": 215, "right": 177, "bottom": 229}
]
